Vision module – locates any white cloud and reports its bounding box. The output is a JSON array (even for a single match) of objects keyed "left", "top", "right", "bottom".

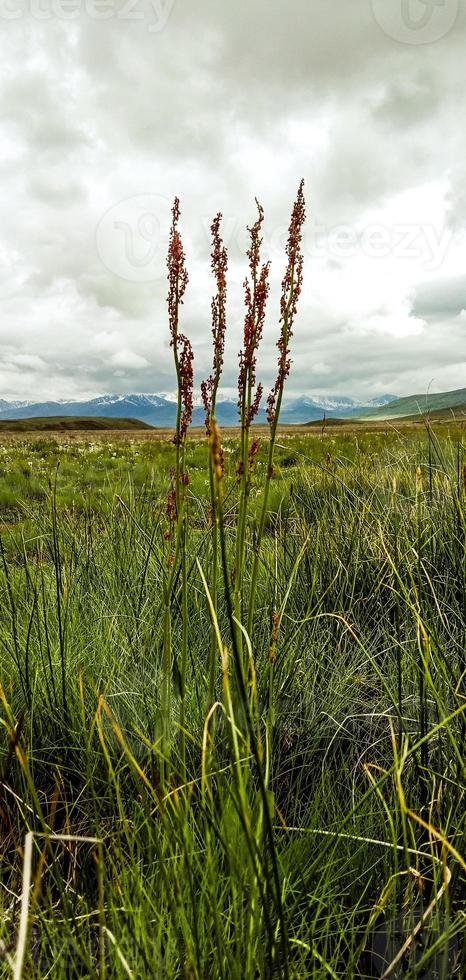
[
  {"left": 91, "top": 331, "right": 122, "bottom": 353},
  {"left": 110, "top": 349, "right": 150, "bottom": 370},
  {"left": 0, "top": 3, "right": 465, "bottom": 400},
  {"left": 311, "top": 362, "right": 332, "bottom": 375},
  {"left": 7, "top": 354, "right": 47, "bottom": 370}
]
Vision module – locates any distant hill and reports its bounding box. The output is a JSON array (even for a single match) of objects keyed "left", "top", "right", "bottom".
[
  {"left": 396, "top": 404, "right": 466, "bottom": 423},
  {"left": 304, "top": 417, "right": 350, "bottom": 427},
  {"left": 354, "top": 387, "right": 466, "bottom": 420},
  {"left": 304, "top": 404, "right": 466, "bottom": 428},
  {"left": 0, "top": 417, "right": 153, "bottom": 432}
]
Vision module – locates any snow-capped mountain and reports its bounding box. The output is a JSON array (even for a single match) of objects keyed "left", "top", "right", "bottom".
[
  {"left": 279, "top": 393, "right": 397, "bottom": 423},
  {"left": 0, "top": 392, "right": 398, "bottom": 426},
  {"left": 0, "top": 398, "right": 33, "bottom": 412},
  {"left": 0, "top": 394, "right": 181, "bottom": 425}
]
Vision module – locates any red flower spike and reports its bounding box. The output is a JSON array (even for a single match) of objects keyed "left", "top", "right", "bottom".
[
  {"left": 248, "top": 438, "right": 260, "bottom": 471},
  {"left": 167, "top": 197, "right": 189, "bottom": 348},
  {"left": 237, "top": 200, "right": 270, "bottom": 422},
  {"left": 177, "top": 333, "right": 194, "bottom": 442},
  {"left": 267, "top": 180, "right": 306, "bottom": 426},
  {"left": 202, "top": 213, "right": 228, "bottom": 432}
]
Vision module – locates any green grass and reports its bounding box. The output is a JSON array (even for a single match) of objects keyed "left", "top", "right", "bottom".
[{"left": 0, "top": 424, "right": 465, "bottom": 977}]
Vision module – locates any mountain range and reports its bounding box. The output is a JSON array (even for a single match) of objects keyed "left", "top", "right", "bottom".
[
  {"left": 0, "top": 388, "right": 463, "bottom": 426},
  {"left": 0, "top": 392, "right": 397, "bottom": 426}
]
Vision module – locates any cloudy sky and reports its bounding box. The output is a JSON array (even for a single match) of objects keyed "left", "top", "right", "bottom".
[{"left": 0, "top": 0, "right": 465, "bottom": 403}]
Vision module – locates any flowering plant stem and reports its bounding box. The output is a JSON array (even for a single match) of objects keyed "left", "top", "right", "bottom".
[
  {"left": 247, "top": 180, "right": 306, "bottom": 638},
  {"left": 162, "top": 198, "right": 191, "bottom": 786},
  {"left": 246, "top": 313, "right": 289, "bottom": 639},
  {"left": 234, "top": 203, "right": 269, "bottom": 678},
  {"left": 202, "top": 214, "right": 227, "bottom": 710}
]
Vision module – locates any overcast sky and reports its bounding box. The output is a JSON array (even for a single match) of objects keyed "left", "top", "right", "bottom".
[{"left": 0, "top": 0, "right": 465, "bottom": 402}]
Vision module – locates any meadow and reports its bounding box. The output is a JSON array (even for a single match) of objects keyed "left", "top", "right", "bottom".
[
  {"left": 0, "top": 420, "right": 464, "bottom": 978},
  {"left": 0, "top": 189, "right": 465, "bottom": 978}
]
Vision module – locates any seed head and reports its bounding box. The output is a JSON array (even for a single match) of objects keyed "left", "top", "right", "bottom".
[
  {"left": 202, "top": 213, "right": 228, "bottom": 432},
  {"left": 177, "top": 333, "right": 194, "bottom": 442},
  {"left": 267, "top": 180, "right": 306, "bottom": 426},
  {"left": 247, "top": 383, "right": 263, "bottom": 426},
  {"left": 167, "top": 197, "right": 189, "bottom": 347},
  {"left": 248, "top": 438, "right": 260, "bottom": 471},
  {"left": 238, "top": 200, "right": 270, "bottom": 422},
  {"left": 166, "top": 485, "right": 177, "bottom": 524},
  {"left": 209, "top": 418, "right": 224, "bottom": 486}
]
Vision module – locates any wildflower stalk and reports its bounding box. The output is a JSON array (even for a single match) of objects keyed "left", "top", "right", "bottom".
[
  {"left": 208, "top": 419, "right": 290, "bottom": 977},
  {"left": 163, "top": 198, "right": 192, "bottom": 783},
  {"left": 235, "top": 203, "right": 270, "bottom": 658},
  {"left": 201, "top": 214, "right": 227, "bottom": 709},
  {"left": 247, "top": 181, "right": 306, "bottom": 637}
]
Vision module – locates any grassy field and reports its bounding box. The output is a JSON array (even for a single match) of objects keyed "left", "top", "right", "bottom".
[{"left": 0, "top": 419, "right": 464, "bottom": 978}]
